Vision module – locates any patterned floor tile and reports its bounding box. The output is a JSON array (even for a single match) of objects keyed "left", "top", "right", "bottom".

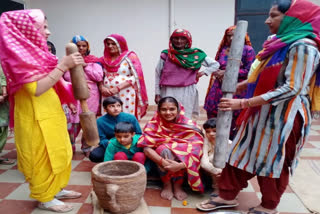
[
  {"left": 144, "top": 188, "right": 171, "bottom": 207},
  {"left": 257, "top": 192, "right": 309, "bottom": 213},
  {"left": 148, "top": 206, "right": 171, "bottom": 214},
  {"left": 0, "top": 183, "right": 21, "bottom": 199},
  {"left": 3, "top": 143, "right": 16, "bottom": 150},
  {"left": 309, "top": 141, "right": 320, "bottom": 149},
  {"left": 73, "top": 160, "right": 96, "bottom": 172},
  {"left": 6, "top": 183, "right": 33, "bottom": 200},
  {"left": 85, "top": 191, "right": 92, "bottom": 203},
  {"left": 0, "top": 150, "right": 10, "bottom": 157},
  {"left": 304, "top": 143, "right": 316, "bottom": 149},
  {"left": 1, "top": 150, "right": 17, "bottom": 159},
  {"left": 236, "top": 192, "right": 261, "bottom": 211},
  {"left": 0, "top": 161, "right": 16, "bottom": 170},
  {"left": 171, "top": 207, "right": 204, "bottom": 214},
  {"left": 78, "top": 203, "right": 94, "bottom": 214},
  {"left": 71, "top": 160, "right": 81, "bottom": 170},
  {"left": 242, "top": 180, "right": 255, "bottom": 192},
  {"left": 0, "top": 199, "right": 38, "bottom": 214},
  {"left": 300, "top": 148, "right": 320, "bottom": 157},
  {"left": 307, "top": 135, "right": 320, "bottom": 141},
  {"left": 171, "top": 191, "right": 208, "bottom": 208},
  {"left": 0, "top": 169, "right": 25, "bottom": 183},
  {"left": 68, "top": 171, "right": 92, "bottom": 185}
]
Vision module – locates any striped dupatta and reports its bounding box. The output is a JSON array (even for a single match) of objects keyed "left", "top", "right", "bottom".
[{"left": 237, "top": 0, "right": 320, "bottom": 124}]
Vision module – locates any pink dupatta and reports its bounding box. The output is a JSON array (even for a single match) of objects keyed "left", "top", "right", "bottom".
[
  {"left": 100, "top": 34, "right": 148, "bottom": 118},
  {"left": 0, "top": 9, "right": 75, "bottom": 127}
]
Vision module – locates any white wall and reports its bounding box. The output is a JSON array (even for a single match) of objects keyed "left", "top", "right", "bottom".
[{"left": 25, "top": 0, "right": 235, "bottom": 105}]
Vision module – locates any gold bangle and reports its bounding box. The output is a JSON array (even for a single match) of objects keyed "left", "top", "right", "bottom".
[
  {"left": 56, "top": 66, "right": 65, "bottom": 73},
  {"left": 240, "top": 99, "right": 245, "bottom": 109}
]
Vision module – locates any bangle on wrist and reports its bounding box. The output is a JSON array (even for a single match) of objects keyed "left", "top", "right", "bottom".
[
  {"left": 56, "top": 66, "right": 66, "bottom": 73},
  {"left": 247, "top": 99, "right": 252, "bottom": 107},
  {"left": 159, "top": 157, "right": 163, "bottom": 166},
  {"left": 116, "top": 86, "right": 121, "bottom": 92},
  {"left": 240, "top": 99, "right": 245, "bottom": 109}
]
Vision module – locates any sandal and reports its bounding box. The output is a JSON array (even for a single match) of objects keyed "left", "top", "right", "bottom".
[
  {"left": 248, "top": 207, "right": 279, "bottom": 214},
  {"left": 0, "top": 158, "right": 15, "bottom": 165},
  {"left": 196, "top": 198, "right": 239, "bottom": 211},
  {"left": 38, "top": 198, "right": 73, "bottom": 213},
  {"left": 55, "top": 189, "right": 82, "bottom": 200}
]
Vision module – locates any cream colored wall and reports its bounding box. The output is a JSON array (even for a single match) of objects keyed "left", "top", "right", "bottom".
[
  {"left": 26, "top": 0, "right": 235, "bottom": 105},
  {"left": 310, "top": 0, "right": 320, "bottom": 5}
]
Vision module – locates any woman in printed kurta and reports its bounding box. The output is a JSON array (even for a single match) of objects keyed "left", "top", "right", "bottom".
[
  {"left": 99, "top": 34, "right": 148, "bottom": 120},
  {"left": 155, "top": 29, "right": 220, "bottom": 119},
  {"left": 0, "top": 9, "right": 84, "bottom": 212},
  {"left": 63, "top": 35, "right": 103, "bottom": 154},
  {"left": 204, "top": 26, "right": 255, "bottom": 139},
  {"left": 197, "top": 0, "right": 320, "bottom": 213},
  {"left": 138, "top": 96, "right": 204, "bottom": 201}
]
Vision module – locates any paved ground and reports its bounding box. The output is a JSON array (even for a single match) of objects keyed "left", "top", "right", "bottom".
[{"left": 0, "top": 107, "right": 319, "bottom": 214}]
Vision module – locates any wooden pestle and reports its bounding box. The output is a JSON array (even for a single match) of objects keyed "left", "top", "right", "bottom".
[
  {"left": 214, "top": 21, "right": 248, "bottom": 169},
  {"left": 65, "top": 43, "right": 99, "bottom": 146}
]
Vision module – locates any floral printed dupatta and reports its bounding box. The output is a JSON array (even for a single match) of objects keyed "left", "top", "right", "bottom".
[
  {"left": 138, "top": 106, "right": 204, "bottom": 192},
  {"left": 100, "top": 34, "right": 148, "bottom": 118}
]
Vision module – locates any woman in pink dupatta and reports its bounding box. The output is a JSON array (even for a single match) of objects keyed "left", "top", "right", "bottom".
[
  {"left": 138, "top": 96, "right": 204, "bottom": 201},
  {"left": 0, "top": 9, "right": 84, "bottom": 212},
  {"left": 99, "top": 34, "right": 148, "bottom": 120}
]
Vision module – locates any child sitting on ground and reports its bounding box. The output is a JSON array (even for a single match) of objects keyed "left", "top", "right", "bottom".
[
  {"left": 104, "top": 122, "right": 145, "bottom": 165},
  {"left": 89, "top": 96, "right": 142, "bottom": 163},
  {"left": 201, "top": 118, "right": 231, "bottom": 194}
]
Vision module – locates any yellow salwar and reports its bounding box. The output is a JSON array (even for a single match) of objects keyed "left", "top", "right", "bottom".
[{"left": 14, "top": 82, "right": 72, "bottom": 202}]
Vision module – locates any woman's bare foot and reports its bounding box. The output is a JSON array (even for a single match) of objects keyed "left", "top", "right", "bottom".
[
  {"left": 38, "top": 198, "right": 73, "bottom": 213},
  {"left": 161, "top": 182, "right": 173, "bottom": 200},
  {"left": 173, "top": 182, "right": 187, "bottom": 201}
]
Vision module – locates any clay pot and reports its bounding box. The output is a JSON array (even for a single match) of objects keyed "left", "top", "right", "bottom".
[{"left": 91, "top": 160, "right": 147, "bottom": 213}]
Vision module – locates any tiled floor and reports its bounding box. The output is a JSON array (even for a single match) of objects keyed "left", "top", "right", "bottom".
[{"left": 0, "top": 107, "right": 319, "bottom": 214}]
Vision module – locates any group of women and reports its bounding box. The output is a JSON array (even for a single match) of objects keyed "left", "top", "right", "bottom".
[
  {"left": 48, "top": 34, "right": 149, "bottom": 155},
  {"left": 1, "top": 0, "right": 320, "bottom": 213}
]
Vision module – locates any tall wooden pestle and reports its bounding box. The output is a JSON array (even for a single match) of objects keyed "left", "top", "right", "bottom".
[{"left": 66, "top": 43, "right": 99, "bottom": 146}]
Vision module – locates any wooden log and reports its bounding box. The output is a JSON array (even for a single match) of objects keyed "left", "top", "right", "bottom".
[
  {"left": 65, "top": 43, "right": 89, "bottom": 100},
  {"left": 213, "top": 21, "right": 248, "bottom": 168},
  {"left": 65, "top": 43, "right": 99, "bottom": 146}
]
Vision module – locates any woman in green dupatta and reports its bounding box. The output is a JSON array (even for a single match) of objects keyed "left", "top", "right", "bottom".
[{"left": 155, "top": 29, "right": 219, "bottom": 119}]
